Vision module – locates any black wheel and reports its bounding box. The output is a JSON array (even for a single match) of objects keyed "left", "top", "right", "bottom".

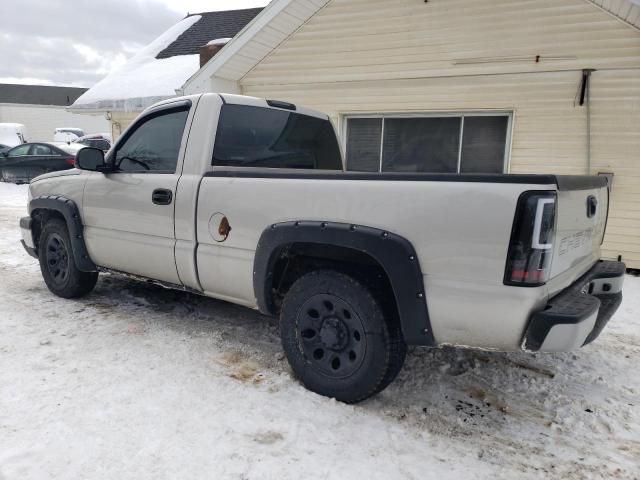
[
  {"left": 38, "top": 218, "right": 98, "bottom": 298},
  {"left": 280, "top": 270, "right": 406, "bottom": 403}
]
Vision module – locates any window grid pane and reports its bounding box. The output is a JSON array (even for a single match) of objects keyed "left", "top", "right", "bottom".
[
  {"left": 460, "top": 116, "right": 509, "bottom": 174},
  {"left": 381, "top": 117, "right": 461, "bottom": 173},
  {"left": 345, "top": 117, "right": 383, "bottom": 172}
]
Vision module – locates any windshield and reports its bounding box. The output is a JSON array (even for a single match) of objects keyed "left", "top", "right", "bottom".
[{"left": 212, "top": 104, "right": 342, "bottom": 170}]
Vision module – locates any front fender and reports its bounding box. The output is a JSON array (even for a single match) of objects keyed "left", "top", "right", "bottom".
[{"left": 29, "top": 195, "right": 97, "bottom": 272}]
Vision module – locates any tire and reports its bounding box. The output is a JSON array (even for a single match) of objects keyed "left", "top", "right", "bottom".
[
  {"left": 38, "top": 218, "right": 98, "bottom": 298},
  {"left": 280, "top": 270, "right": 406, "bottom": 403}
]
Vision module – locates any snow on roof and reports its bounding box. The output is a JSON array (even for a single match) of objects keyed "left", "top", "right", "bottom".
[
  {"left": 71, "top": 15, "right": 202, "bottom": 112},
  {"left": 157, "top": 8, "right": 263, "bottom": 59},
  {"left": 207, "top": 38, "right": 232, "bottom": 46}
]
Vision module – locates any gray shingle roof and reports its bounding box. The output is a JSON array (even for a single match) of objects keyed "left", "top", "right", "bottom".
[
  {"left": 156, "top": 8, "right": 263, "bottom": 59},
  {"left": 0, "top": 84, "right": 88, "bottom": 106}
]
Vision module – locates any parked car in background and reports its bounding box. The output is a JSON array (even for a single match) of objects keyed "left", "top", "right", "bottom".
[
  {"left": 51, "top": 142, "right": 88, "bottom": 156},
  {"left": 0, "top": 123, "right": 28, "bottom": 147},
  {"left": 0, "top": 142, "right": 76, "bottom": 184},
  {"left": 53, "top": 127, "right": 85, "bottom": 143},
  {"left": 73, "top": 133, "right": 112, "bottom": 152}
]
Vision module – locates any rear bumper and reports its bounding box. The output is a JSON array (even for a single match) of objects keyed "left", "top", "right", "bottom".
[{"left": 522, "top": 260, "right": 625, "bottom": 352}]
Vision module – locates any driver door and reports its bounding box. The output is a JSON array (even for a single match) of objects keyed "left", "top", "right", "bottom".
[{"left": 82, "top": 103, "right": 191, "bottom": 284}]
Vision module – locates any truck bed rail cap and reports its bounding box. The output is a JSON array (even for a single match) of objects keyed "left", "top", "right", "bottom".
[{"left": 206, "top": 168, "right": 602, "bottom": 189}]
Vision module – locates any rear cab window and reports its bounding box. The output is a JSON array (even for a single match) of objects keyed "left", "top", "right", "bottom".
[{"left": 212, "top": 104, "right": 342, "bottom": 170}]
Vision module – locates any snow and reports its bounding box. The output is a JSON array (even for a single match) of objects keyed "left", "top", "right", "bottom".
[
  {"left": 0, "top": 182, "right": 638, "bottom": 479},
  {"left": 207, "top": 38, "right": 232, "bottom": 46},
  {"left": 72, "top": 16, "right": 202, "bottom": 112}
]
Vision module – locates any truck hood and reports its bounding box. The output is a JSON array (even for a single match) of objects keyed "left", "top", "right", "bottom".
[{"left": 30, "top": 169, "right": 82, "bottom": 183}]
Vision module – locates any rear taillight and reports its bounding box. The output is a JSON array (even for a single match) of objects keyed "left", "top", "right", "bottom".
[
  {"left": 504, "top": 191, "right": 557, "bottom": 287},
  {"left": 66, "top": 158, "right": 76, "bottom": 167}
]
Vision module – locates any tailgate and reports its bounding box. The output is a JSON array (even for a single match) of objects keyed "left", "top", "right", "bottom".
[{"left": 549, "top": 179, "right": 609, "bottom": 280}]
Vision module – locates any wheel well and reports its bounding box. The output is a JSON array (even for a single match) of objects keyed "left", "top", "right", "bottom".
[
  {"left": 30, "top": 208, "right": 65, "bottom": 251},
  {"left": 270, "top": 242, "right": 400, "bottom": 322},
  {"left": 255, "top": 221, "right": 433, "bottom": 345}
]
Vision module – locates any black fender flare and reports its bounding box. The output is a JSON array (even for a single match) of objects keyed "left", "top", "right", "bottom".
[
  {"left": 253, "top": 221, "right": 434, "bottom": 346},
  {"left": 29, "top": 195, "right": 97, "bottom": 272}
]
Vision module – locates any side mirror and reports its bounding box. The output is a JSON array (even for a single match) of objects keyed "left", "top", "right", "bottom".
[{"left": 76, "top": 147, "right": 108, "bottom": 172}]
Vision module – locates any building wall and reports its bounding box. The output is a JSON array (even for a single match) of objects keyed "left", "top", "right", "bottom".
[
  {"left": 591, "top": 69, "right": 640, "bottom": 265},
  {"left": 239, "top": 0, "right": 640, "bottom": 268},
  {"left": 0, "top": 104, "right": 109, "bottom": 142},
  {"left": 242, "top": 0, "right": 640, "bottom": 86},
  {"left": 109, "top": 111, "right": 142, "bottom": 141}
]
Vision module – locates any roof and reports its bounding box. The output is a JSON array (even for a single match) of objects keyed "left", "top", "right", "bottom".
[
  {"left": 591, "top": 0, "right": 640, "bottom": 29},
  {"left": 182, "top": 0, "right": 331, "bottom": 94},
  {"left": 71, "top": 8, "right": 262, "bottom": 112},
  {"left": 157, "top": 8, "right": 263, "bottom": 59},
  {"left": 0, "top": 84, "right": 88, "bottom": 106},
  {"left": 182, "top": 0, "right": 640, "bottom": 94}
]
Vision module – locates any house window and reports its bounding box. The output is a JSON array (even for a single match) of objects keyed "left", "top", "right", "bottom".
[{"left": 345, "top": 114, "right": 511, "bottom": 173}]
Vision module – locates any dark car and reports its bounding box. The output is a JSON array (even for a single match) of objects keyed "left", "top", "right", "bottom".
[
  {"left": 0, "top": 143, "right": 76, "bottom": 184},
  {"left": 0, "top": 144, "right": 10, "bottom": 153},
  {"left": 73, "top": 134, "right": 112, "bottom": 152}
]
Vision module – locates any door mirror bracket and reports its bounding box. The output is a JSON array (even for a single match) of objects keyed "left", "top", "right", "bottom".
[{"left": 96, "top": 163, "right": 116, "bottom": 173}]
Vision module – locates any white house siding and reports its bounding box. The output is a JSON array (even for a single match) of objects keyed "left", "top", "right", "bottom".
[
  {"left": 109, "top": 111, "right": 142, "bottom": 141},
  {"left": 239, "top": 0, "right": 640, "bottom": 268},
  {"left": 241, "top": 0, "right": 640, "bottom": 86},
  {"left": 0, "top": 104, "right": 109, "bottom": 143},
  {"left": 591, "top": 69, "right": 640, "bottom": 265}
]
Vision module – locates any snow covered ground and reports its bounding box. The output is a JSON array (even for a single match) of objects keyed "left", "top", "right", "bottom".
[{"left": 0, "top": 182, "right": 638, "bottom": 480}]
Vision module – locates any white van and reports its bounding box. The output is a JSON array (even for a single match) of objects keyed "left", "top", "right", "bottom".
[{"left": 0, "top": 123, "right": 28, "bottom": 148}]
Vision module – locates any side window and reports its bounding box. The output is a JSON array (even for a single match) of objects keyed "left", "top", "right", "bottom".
[
  {"left": 114, "top": 108, "right": 189, "bottom": 174},
  {"left": 9, "top": 145, "right": 31, "bottom": 156},
  {"left": 32, "top": 144, "right": 55, "bottom": 156}
]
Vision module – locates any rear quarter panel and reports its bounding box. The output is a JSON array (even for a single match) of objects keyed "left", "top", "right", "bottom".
[{"left": 196, "top": 175, "right": 555, "bottom": 349}]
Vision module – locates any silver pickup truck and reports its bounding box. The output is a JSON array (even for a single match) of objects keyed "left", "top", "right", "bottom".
[{"left": 20, "top": 93, "right": 625, "bottom": 403}]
